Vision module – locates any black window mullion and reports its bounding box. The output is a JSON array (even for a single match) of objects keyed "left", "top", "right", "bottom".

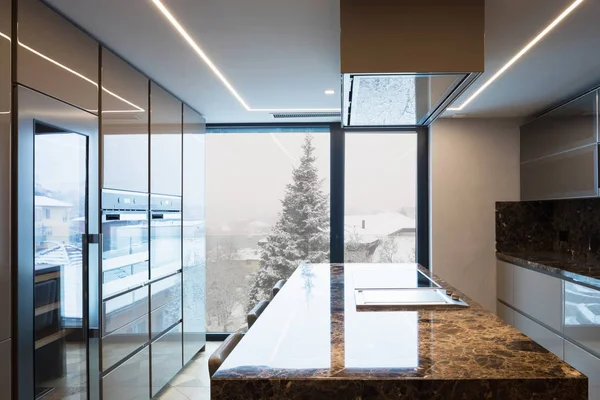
[{"left": 329, "top": 124, "right": 345, "bottom": 264}]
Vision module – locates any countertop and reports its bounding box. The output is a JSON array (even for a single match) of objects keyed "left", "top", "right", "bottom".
[
  {"left": 497, "top": 251, "right": 600, "bottom": 290},
  {"left": 211, "top": 264, "right": 586, "bottom": 400}
]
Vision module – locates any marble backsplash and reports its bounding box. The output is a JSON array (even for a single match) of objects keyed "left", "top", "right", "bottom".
[{"left": 496, "top": 198, "right": 600, "bottom": 258}]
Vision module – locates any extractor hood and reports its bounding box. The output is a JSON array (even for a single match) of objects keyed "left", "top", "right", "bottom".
[{"left": 340, "top": 0, "right": 485, "bottom": 128}]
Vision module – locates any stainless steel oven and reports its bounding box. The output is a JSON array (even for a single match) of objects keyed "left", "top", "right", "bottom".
[
  {"left": 150, "top": 194, "right": 182, "bottom": 280},
  {"left": 101, "top": 189, "right": 149, "bottom": 299}
]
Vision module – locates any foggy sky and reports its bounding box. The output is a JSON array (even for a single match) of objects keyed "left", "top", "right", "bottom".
[{"left": 206, "top": 132, "right": 417, "bottom": 230}]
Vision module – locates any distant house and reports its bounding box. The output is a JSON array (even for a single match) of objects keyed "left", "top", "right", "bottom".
[
  {"left": 345, "top": 213, "right": 416, "bottom": 262},
  {"left": 35, "top": 196, "right": 72, "bottom": 249}
]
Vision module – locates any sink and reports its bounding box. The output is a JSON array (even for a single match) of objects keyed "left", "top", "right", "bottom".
[{"left": 354, "top": 288, "right": 469, "bottom": 310}]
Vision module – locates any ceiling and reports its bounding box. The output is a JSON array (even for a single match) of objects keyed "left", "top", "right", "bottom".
[{"left": 45, "top": 0, "right": 600, "bottom": 123}]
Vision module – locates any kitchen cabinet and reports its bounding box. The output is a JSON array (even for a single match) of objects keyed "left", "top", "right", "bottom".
[
  {"left": 101, "top": 48, "right": 149, "bottom": 193},
  {"left": 564, "top": 281, "right": 600, "bottom": 357},
  {"left": 150, "top": 83, "right": 182, "bottom": 196},
  {"left": 521, "top": 91, "right": 597, "bottom": 161},
  {"left": 565, "top": 341, "right": 600, "bottom": 400},
  {"left": 520, "top": 144, "right": 597, "bottom": 200},
  {"left": 17, "top": 0, "right": 98, "bottom": 112},
  {"left": 513, "top": 265, "right": 563, "bottom": 332},
  {"left": 496, "top": 261, "right": 514, "bottom": 304},
  {"left": 496, "top": 300, "right": 514, "bottom": 326},
  {"left": 182, "top": 104, "right": 206, "bottom": 364},
  {"left": 0, "top": 0, "right": 10, "bottom": 354},
  {"left": 151, "top": 323, "right": 183, "bottom": 397},
  {"left": 102, "top": 347, "right": 150, "bottom": 400},
  {"left": 520, "top": 90, "right": 599, "bottom": 200},
  {"left": 497, "top": 258, "right": 600, "bottom": 400},
  {"left": 102, "top": 314, "right": 149, "bottom": 372},
  {"left": 514, "top": 311, "right": 564, "bottom": 359}
]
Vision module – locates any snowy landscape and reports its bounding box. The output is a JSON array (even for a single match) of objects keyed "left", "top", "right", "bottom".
[{"left": 206, "top": 132, "right": 417, "bottom": 332}]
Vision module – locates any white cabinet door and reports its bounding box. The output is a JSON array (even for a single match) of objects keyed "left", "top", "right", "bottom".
[
  {"left": 513, "top": 266, "right": 563, "bottom": 332},
  {"left": 514, "top": 311, "right": 564, "bottom": 359},
  {"left": 497, "top": 300, "right": 514, "bottom": 326},
  {"left": 565, "top": 341, "right": 600, "bottom": 400},
  {"left": 496, "top": 261, "right": 514, "bottom": 305}
]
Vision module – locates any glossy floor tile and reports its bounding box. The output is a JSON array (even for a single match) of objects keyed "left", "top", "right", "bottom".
[{"left": 156, "top": 341, "right": 220, "bottom": 400}]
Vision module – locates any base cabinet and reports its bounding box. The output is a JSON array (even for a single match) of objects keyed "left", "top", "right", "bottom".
[
  {"left": 497, "top": 259, "right": 600, "bottom": 400},
  {"left": 513, "top": 311, "right": 564, "bottom": 359},
  {"left": 496, "top": 301, "right": 514, "bottom": 326},
  {"left": 565, "top": 341, "right": 600, "bottom": 400}
]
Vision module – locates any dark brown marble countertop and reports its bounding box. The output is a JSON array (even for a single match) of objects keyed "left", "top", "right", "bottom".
[
  {"left": 211, "top": 264, "right": 586, "bottom": 399},
  {"left": 497, "top": 251, "right": 600, "bottom": 290}
]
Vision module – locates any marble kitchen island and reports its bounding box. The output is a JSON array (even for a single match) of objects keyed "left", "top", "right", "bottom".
[{"left": 211, "top": 264, "right": 587, "bottom": 399}]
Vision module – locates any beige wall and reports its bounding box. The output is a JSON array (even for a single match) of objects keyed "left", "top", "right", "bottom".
[{"left": 430, "top": 118, "right": 521, "bottom": 312}]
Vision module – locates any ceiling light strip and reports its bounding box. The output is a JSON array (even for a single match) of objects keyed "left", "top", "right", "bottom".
[
  {"left": 448, "top": 0, "right": 585, "bottom": 111},
  {"left": 0, "top": 31, "right": 10, "bottom": 41},
  {"left": 151, "top": 0, "right": 251, "bottom": 111},
  {"left": 151, "top": 0, "right": 340, "bottom": 113}
]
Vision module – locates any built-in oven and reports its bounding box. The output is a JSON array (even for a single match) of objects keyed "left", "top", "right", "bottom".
[
  {"left": 150, "top": 194, "right": 182, "bottom": 280},
  {"left": 101, "top": 189, "right": 150, "bottom": 299}
]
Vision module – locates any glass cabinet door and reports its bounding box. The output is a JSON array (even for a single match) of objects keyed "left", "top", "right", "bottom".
[{"left": 32, "top": 110, "right": 95, "bottom": 399}]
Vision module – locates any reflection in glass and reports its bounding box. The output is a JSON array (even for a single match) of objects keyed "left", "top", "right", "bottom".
[
  {"left": 150, "top": 82, "right": 182, "bottom": 196},
  {"left": 151, "top": 324, "right": 182, "bottom": 397},
  {"left": 101, "top": 48, "right": 149, "bottom": 193},
  {"left": 34, "top": 130, "right": 87, "bottom": 398},
  {"left": 101, "top": 190, "right": 149, "bottom": 299},
  {"left": 564, "top": 281, "right": 600, "bottom": 355},
  {"left": 150, "top": 195, "right": 182, "bottom": 280},
  {"left": 150, "top": 273, "right": 182, "bottom": 338},
  {"left": 345, "top": 74, "right": 464, "bottom": 126},
  {"left": 18, "top": 0, "right": 98, "bottom": 112},
  {"left": 182, "top": 104, "right": 206, "bottom": 363},
  {"left": 345, "top": 133, "right": 417, "bottom": 264}
]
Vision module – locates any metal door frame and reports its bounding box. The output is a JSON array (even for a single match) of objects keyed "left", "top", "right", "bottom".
[{"left": 12, "top": 84, "right": 100, "bottom": 400}]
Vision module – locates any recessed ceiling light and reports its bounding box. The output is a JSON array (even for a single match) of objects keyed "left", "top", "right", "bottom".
[
  {"left": 151, "top": 0, "right": 341, "bottom": 113},
  {"left": 447, "top": 0, "right": 585, "bottom": 111},
  {"left": 325, "top": 90, "right": 335, "bottom": 95}
]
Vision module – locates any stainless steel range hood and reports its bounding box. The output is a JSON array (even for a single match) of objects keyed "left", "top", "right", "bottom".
[{"left": 340, "top": 0, "right": 485, "bottom": 128}]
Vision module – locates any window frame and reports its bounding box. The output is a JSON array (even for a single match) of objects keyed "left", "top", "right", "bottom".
[{"left": 205, "top": 123, "right": 430, "bottom": 339}]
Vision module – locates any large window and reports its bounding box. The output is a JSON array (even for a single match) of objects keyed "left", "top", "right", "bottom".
[
  {"left": 206, "top": 130, "right": 330, "bottom": 332},
  {"left": 345, "top": 133, "right": 417, "bottom": 263}
]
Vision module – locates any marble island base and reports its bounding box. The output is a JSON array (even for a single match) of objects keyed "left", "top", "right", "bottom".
[{"left": 211, "top": 264, "right": 587, "bottom": 399}]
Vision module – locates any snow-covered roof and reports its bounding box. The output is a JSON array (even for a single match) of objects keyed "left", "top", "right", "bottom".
[
  {"left": 35, "top": 243, "right": 83, "bottom": 269},
  {"left": 35, "top": 196, "right": 72, "bottom": 208},
  {"left": 345, "top": 212, "right": 415, "bottom": 238},
  {"left": 234, "top": 248, "right": 262, "bottom": 261}
]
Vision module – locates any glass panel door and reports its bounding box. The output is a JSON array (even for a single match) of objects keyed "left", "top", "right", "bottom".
[{"left": 34, "top": 126, "right": 88, "bottom": 399}]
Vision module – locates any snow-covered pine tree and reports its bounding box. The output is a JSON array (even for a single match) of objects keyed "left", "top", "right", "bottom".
[{"left": 247, "top": 134, "right": 329, "bottom": 308}]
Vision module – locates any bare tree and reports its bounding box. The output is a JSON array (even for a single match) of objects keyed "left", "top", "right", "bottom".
[
  {"left": 206, "top": 237, "right": 247, "bottom": 332},
  {"left": 344, "top": 229, "right": 371, "bottom": 263},
  {"left": 378, "top": 237, "right": 399, "bottom": 263}
]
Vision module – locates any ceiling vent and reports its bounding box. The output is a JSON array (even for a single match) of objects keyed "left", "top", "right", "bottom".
[{"left": 271, "top": 112, "right": 341, "bottom": 119}]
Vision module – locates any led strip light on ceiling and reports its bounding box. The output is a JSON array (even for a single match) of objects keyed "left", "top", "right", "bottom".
[
  {"left": 151, "top": 0, "right": 340, "bottom": 113},
  {"left": 0, "top": 31, "right": 144, "bottom": 114},
  {"left": 448, "top": 0, "right": 585, "bottom": 111}
]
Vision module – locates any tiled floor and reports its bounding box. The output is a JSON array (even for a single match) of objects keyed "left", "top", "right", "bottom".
[{"left": 156, "top": 341, "right": 221, "bottom": 400}]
